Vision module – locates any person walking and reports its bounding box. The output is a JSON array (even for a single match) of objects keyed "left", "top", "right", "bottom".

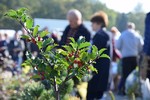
[{"left": 117, "top": 22, "right": 143, "bottom": 95}]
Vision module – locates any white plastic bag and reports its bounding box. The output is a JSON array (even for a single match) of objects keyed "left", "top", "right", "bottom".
[
  {"left": 125, "top": 69, "right": 140, "bottom": 95},
  {"left": 141, "top": 78, "right": 150, "bottom": 100}
]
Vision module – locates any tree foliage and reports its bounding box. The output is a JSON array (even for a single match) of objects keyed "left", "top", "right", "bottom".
[
  {"left": 0, "top": 0, "right": 118, "bottom": 30},
  {"left": 0, "top": 0, "right": 146, "bottom": 34},
  {"left": 116, "top": 13, "right": 128, "bottom": 32}
]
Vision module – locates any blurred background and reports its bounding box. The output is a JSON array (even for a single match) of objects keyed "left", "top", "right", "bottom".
[
  {"left": 0, "top": 0, "right": 149, "bottom": 99},
  {"left": 0, "top": 0, "right": 148, "bottom": 37}
]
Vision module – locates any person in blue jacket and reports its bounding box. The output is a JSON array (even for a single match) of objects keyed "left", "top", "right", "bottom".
[{"left": 86, "top": 11, "right": 112, "bottom": 100}]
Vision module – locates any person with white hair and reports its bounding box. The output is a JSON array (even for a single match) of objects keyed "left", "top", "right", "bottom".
[
  {"left": 59, "top": 9, "right": 91, "bottom": 98},
  {"left": 59, "top": 9, "right": 90, "bottom": 45},
  {"left": 117, "top": 22, "right": 144, "bottom": 95}
]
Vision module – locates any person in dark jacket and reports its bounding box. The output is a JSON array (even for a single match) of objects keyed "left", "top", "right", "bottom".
[
  {"left": 143, "top": 12, "right": 150, "bottom": 79},
  {"left": 59, "top": 9, "right": 91, "bottom": 46},
  {"left": 59, "top": 9, "right": 91, "bottom": 98},
  {"left": 86, "top": 11, "right": 112, "bottom": 100},
  {"left": 0, "top": 33, "right": 7, "bottom": 57}
]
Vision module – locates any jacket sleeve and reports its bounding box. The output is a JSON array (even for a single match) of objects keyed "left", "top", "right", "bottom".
[
  {"left": 143, "top": 13, "right": 150, "bottom": 55},
  {"left": 84, "top": 29, "right": 91, "bottom": 42},
  {"left": 93, "top": 34, "right": 108, "bottom": 50},
  {"left": 59, "top": 26, "right": 68, "bottom": 46},
  {"left": 78, "top": 26, "right": 91, "bottom": 42}
]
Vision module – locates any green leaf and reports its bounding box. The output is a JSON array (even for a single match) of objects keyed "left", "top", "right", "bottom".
[
  {"left": 46, "top": 66, "right": 52, "bottom": 72},
  {"left": 77, "top": 36, "right": 85, "bottom": 44},
  {"left": 99, "top": 48, "right": 106, "bottom": 55},
  {"left": 89, "top": 45, "right": 98, "bottom": 59},
  {"left": 81, "top": 52, "right": 88, "bottom": 59},
  {"left": 70, "top": 37, "right": 75, "bottom": 43},
  {"left": 21, "top": 14, "right": 27, "bottom": 22},
  {"left": 39, "top": 31, "right": 49, "bottom": 38},
  {"left": 5, "top": 10, "right": 17, "bottom": 18},
  {"left": 57, "top": 49, "right": 67, "bottom": 56},
  {"left": 45, "top": 44, "right": 57, "bottom": 52},
  {"left": 45, "top": 46, "right": 52, "bottom": 52},
  {"left": 56, "top": 78, "right": 62, "bottom": 84},
  {"left": 100, "top": 54, "right": 110, "bottom": 59},
  {"left": 26, "top": 18, "right": 33, "bottom": 29},
  {"left": 70, "top": 43, "right": 77, "bottom": 49},
  {"left": 92, "top": 45, "right": 98, "bottom": 53},
  {"left": 89, "top": 53, "right": 97, "bottom": 60},
  {"left": 80, "top": 47, "right": 90, "bottom": 53},
  {"left": 61, "top": 59, "right": 69, "bottom": 67},
  {"left": 43, "top": 38, "right": 54, "bottom": 48},
  {"left": 33, "top": 25, "right": 39, "bottom": 37},
  {"left": 63, "top": 45, "right": 72, "bottom": 52},
  {"left": 21, "top": 35, "right": 30, "bottom": 39},
  {"left": 21, "top": 60, "right": 31, "bottom": 66},
  {"left": 31, "top": 75, "right": 41, "bottom": 79},
  {"left": 17, "top": 8, "right": 28, "bottom": 13},
  {"left": 79, "top": 42, "right": 91, "bottom": 49},
  {"left": 17, "top": 8, "right": 28, "bottom": 16},
  {"left": 76, "top": 74, "right": 82, "bottom": 81},
  {"left": 89, "top": 65, "right": 98, "bottom": 73},
  {"left": 37, "top": 41, "right": 43, "bottom": 49}
]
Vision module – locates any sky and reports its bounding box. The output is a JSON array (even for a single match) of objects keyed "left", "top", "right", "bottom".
[{"left": 100, "top": 0, "right": 150, "bottom": 13}]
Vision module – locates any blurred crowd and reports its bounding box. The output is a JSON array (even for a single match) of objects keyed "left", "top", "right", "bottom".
[
  {"left": 0, "top": 9, "right": 150, "bottom": 100},
  {"left": 0, "top": 28, "right": 58, "bottom": 75}
]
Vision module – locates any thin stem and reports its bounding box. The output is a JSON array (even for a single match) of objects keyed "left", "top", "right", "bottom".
[
  {"left": 40, "top": 50, "right": 55, "bottom": 69},
  {"left": 54, "top": 77, "right": 60, "bottom": 100},
  {"left": 18, "top": 19, "right": 60, "bottom": 99},
  {"left": 19, "top": 20, "right": 33, "bottom": 38},
  {"left": 59, "top": 46, "right": 79, "bottom": 90},
  {"left": 19, "top": 21, "right": 29, "bottom": 34},
  {"left": 59, "top": 71, "right": 75, "bottom": 91}
]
